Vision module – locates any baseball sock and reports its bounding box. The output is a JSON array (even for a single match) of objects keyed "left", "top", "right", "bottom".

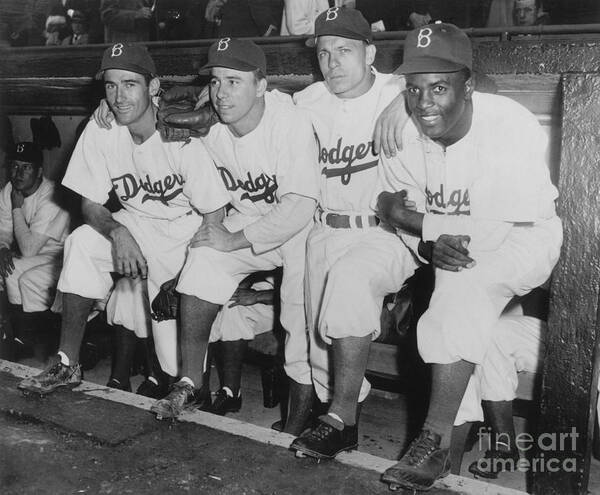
[
  {"left": 220, "top": 339, "right": 247, "bottom": 397},
  {"left": 423, "top": 360, "right": 475, "bottom": 449},
  {"left": 328, "top": 335, "right": 371, "bottom": 427},
  {"left": 110, "top": 325, "right": 137, "bottom": 386},
  {"left": 58, "top": 293, "right": 95, "bottom": 364},
  {"left": 180, "top": 295, "right": 220, "bottom": 388},
  {"left": 483, "top": 400, "right": 516, "bottom": 452}
]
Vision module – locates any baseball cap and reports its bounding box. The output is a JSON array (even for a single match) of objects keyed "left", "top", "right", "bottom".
[
  {"left": 307, "top": 7, "right": 372, "bottom": 47},
  {"left": 96, "top": 43, "right": 156, "bottom": 79},
  {"left": 8, "top": 142, "right": 43, "bottom": 165},
  {"left": 394, "top": 22, "right": 472, "bottom": 75},
  {"left": 199, "top": 38, "right": 267, "bottom": 74}
]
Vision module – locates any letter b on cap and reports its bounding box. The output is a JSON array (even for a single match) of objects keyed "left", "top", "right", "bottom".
[
  {"left": 111, "top": 43, "right": 124, "bottom": 57},
  {"left": 16, "top": 143, "right": 25, "bottom": 153},
  {"left": 217, "top": 37, "right": 230, "bottom": 51},
  {"left": 417, "top": 28, "right": 432, "bottom": 48},
  {"left": 326, "top": 7, "right": 339, "bottom": 21}
]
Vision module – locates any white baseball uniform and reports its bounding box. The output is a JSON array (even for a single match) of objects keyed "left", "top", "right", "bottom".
[
  {"left": 294, "top": 70, "right": 419, "bottom": 403},
  {"left": 177, "top": 90, "right": 319, "bottom": 385},
  {"left": 0, "top": 178, "right": 70, "bottom": 312},
  {"left": 379, "top": 91, "right": 562, "bottom": 422},
  {"left": 58, "top": 119, "right": 230, "bottom": 376}
]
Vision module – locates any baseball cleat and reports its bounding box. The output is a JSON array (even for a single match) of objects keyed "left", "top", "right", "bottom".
[
  {"left": 381, "top": 430, "right": 450, "bottom": 491},
  {"left": 468, "top": 448, "right": 519, "bottom": 479},
  {"left": 290, "top": 418, "right": 358, "bottom": 459},
  {"left": 150, "top": 381, "right": 211, "bottom": 420},
  {"left": 18, "top": 358, "right": 82, "bottom": 395},
  {"left": 209, "top": 388, "right": 242, "bottom": 416}
]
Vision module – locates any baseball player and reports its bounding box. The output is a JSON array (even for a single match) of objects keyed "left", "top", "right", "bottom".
[
  {"left": 17, "top": 42, "right": 230, "bottom": 395},
  {"left": 0, "top": 142, "right": 70, "bottom": 314},
  {"left": 149, "top": 38, "right": 320, "bottom": 428},
  {"left": 289, "top": 8, "right": 419, "bottom": 459},
  {"left": 375, "top": 23, "right": 562, "bottom": 491}
]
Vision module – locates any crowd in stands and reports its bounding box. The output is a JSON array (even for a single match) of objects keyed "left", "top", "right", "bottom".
[{"left": 0, "top": 0, "right": 598, "bottom": 47}]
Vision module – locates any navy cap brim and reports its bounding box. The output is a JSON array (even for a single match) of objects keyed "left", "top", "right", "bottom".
[
  {"left": 393, "top": 56, "right": 469, "bottom": 75},
  {"left": 306, "top": 30, "right": 372, "bottom": 48},
  {"left": 198, "top": 59, "right": 264, "bottom": 74},
  {"left": 95, "top": 64, "right": 155, "bottom": 80}
]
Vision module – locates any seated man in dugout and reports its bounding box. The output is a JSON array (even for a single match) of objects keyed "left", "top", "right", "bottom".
[
  {"left": 0, "top": 142, "right": 70, "bottom": 358},
  {"left": 17, "top": 43, "right": 229, "bottom": 395},
  {"left": 375, "top": 22, "right": 562, "bottom": 491}
]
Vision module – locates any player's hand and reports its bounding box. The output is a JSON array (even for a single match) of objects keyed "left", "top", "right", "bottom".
[
  {"left": 430, "top": 234, "right": 476, "bottom": 272},
  {"left": 92, "top": 99, "right": 115, "bottom": 129},
  {"left": 228, "top": 287, "right": 260, "bottom": 308},
  {"left": 375, "top": 190, "right": 413, "bottom": 228},
  {"left": 373, "top": 92, "right": 410, "bottom": 158},
  {"left": 190, "top": 222, "right": 237, "bottom": 252},
  {"left": 109, "top": 225, "right": 148, "bottom": 278},
  {"left": 0, "top": 247, "right": 14, "bottom": 277},
  {"left": 10, "top": 189, "right": 24, "bottom": 209}
]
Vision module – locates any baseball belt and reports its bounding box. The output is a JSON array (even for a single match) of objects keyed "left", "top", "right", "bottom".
[{"left": 319, "top": 211, "right": 380, "bottom": 229}]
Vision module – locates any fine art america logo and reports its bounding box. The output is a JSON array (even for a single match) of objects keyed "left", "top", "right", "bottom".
[{"left": 475, "top": 427, "right": 580, "bottom": 474}]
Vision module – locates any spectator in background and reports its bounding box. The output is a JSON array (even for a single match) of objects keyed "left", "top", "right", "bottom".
[
  {"left": 66, "top": 0, "right": 103, "bottom": 43},
  {"left": 44, "top": 3, "right": 72, "bottom": 46},
  {"left": 209, "top": 0, "right": 280, "bottom": 38},
  {"left": 281, "top": 0, "right": 356, "bottom": 36},
  {"left": 513, "top": 0, "right": 549, "bottom": 26},
  {"left": 68, "top": 9, "right": 91, "bottom": 44},
  {"left": 100, "top": 0, "right": 154, "bottom": 43}
]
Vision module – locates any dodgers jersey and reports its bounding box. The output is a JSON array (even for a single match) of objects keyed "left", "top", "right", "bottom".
[
  {"left": 379, "top": 92, "right": 559, "bottom": 251},
  {"left": 63, "top": 120, "right": 230, "bottom": 220},
  {"left": 202, "top": 90, "right": 319, "bottom": 231},
  {"left": 294, "top": 70, "right": 404, "bottom": 215}
]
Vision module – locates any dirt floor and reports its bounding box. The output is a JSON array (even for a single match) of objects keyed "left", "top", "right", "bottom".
[{"left": 0, "top": 369, "right": 441, "bottom": 495}]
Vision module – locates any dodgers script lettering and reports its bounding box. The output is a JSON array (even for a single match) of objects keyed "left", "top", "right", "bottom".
[
  {"left": 319, "top": 138, "right": 378, "bottom": 185},
  {"left": 112, "top": 173, "right": 185, "bottom": 205}
]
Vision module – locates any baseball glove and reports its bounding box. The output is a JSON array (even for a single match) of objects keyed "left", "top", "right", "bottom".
[
  {"left": 151, "top": 277, "right": 179, "bottom": 322},
  {"left": 157, "top": 85, "right": 219, "bottom": 142}
]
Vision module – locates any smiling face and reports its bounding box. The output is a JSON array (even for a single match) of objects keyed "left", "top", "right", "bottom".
[
  {"left": 209, "top": 66, "right": 267, "bottom": 136},
  {"left": 104, "top": 69, "right": 158, "bottom": 129},
  {"left": 316, "top": 36, "right": 375, "bottom": 99},
  {"left": 10, "top": 160, "right": 42, "bottom": 196},
  {"left": 405, "top": 71, "right": 473, "bottom": 147}
]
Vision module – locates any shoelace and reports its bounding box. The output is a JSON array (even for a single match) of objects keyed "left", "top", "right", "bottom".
[
  {"left": 307, "top": 422, "right": 335, "bottom": 441},
  {"left": 406, "top": 434, "right": 438, "bottom": 466}
]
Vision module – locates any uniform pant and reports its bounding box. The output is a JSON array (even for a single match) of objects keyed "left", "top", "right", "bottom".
[
  {"left": 305, "top": 224, "right": 417, "bottom": 403},
  {"left": 209, "top": 280, "right": 275, "bottom": 343},
  {"left": 418, "top": 218, "right": 561, "bottom": 366},
  {"left": 57, "top": 209, "right": 202, "bottom": 376},
  {"left": 177, "top": 223, "right": 311, "bottom": 385},
  {"left": 4, "top": 253, "right": 63, "bottom": 312}
]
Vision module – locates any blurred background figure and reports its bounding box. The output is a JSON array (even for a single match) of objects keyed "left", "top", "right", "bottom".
[
  {"left": 100, "top": 0, "right": 154, "bottom": 42},
  {"left": 513, "top": 0, "right": 549, "bottom": 26},
  {"left": 205, "top": 0, "right": 281, "bottom": 38},
  {"left": 156, "top": 0, "right": 210, "bottom": 41},
  {"left": 44, "top": 2, "right": 72, "bottom": 46}
]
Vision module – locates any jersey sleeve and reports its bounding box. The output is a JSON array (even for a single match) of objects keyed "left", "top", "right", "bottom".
[
  {"left": 62, "top": 121, "right": 114, "bottom": 205},
  {"left": 274, "top": 107, "right": 319, "bottom": 202},
  {"left": 376, "top": 146, "right": 427, "bottom": 260},
  {"left": 178, "top": 140, "right": 230, "bottom": 214}
]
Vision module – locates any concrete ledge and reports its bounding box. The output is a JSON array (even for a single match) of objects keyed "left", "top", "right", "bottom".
[{"left": 2, "top": 359, "right": 525, "bottom": 495}]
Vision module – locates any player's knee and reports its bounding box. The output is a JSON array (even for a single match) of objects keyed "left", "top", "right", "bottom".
[{"left": 65, "top": 224, "right": 102, "bottom": 253}]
